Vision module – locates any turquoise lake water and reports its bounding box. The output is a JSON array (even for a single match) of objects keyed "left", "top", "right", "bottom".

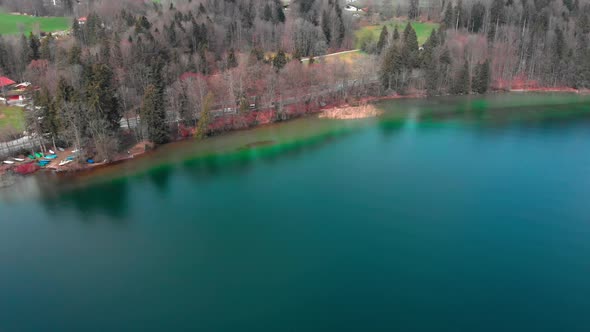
[{"left": 2, "top": 93, "right": 590, "bottom": 331}]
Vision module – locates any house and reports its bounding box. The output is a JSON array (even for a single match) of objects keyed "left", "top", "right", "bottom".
[
  {"left": 0, "top": 77, "right": 16, "bottom": 89},
  {"left": 0, "top": 78, "right": 34, "bottom": 106},
  {"left": 78, "top": 16, "right": 87, "bottom": 25},
  {"left": 344, "top": 5, "right": 363, "bottom": 12}
]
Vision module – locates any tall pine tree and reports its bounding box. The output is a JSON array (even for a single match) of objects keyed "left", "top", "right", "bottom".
[
  {"left": 402, "top": 23, "right": 419, "bottom": 68},
  {"left": 142, "top": 59, "right": 169, "bottom": 144},
  {"left": 376, "top": 26, "right": 389, "bottom": 54},
  {"left": 452, "top": 60, "right": 470, "bottom": 94},
  {"left": 473, "top": 60, "right": 491, "bottom": 94}
]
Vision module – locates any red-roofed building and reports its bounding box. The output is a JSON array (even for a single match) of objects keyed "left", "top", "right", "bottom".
[
  {"left": 78, "top": 17, "right": 87, "bottom": 25},
  {"left": 0, "top": 76, "right": 16, "bottom": 88}
]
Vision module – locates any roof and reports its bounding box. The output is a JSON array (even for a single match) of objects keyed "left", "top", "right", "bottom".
[
  {"left": 78, "top": 16, "right": 87, "bottom": 22},
  {"left": 0, "top": 77, "right": 16, "bottom": 88},
  {"left": 14, "top": 82, "right": 31, "bottom": 89}
]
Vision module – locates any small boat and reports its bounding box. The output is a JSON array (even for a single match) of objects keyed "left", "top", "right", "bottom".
[
  {"left": 28, "top": 155, "right": 35, "bottom": 160},
  {"left": 35, "top": 152, "right": 43, "bottom": 158},
  {"left": 3, "top": 160, "right": 15, "bottom": 165},
  {"left": 87, "top": 159, "right": 95, "bottom": 164},
  {"left": 58, "top": 147, "right": 65, "bottom": 152},
  {"left": 13, "top": 158, "right": 25, "bottom": 162},
  {"left": 66, "top": 156, "right": 74, "bottom": 161},
  {"left": 49, "top": 149, "right": 55, "bottom": 154},
  {"left": 71, "top": 149, "right": 79, "bottom": 153},
  {"left": 44, "top": 154, "right": 58, "bottom": 160},
  {"left": 59, "top": 160, "right": 73, "bottom": 166}
]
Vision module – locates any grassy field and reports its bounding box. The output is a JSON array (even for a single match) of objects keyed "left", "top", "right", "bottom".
[
  {"left": 355, "top": 19, "right": 440, "bottom": 49},
  {"left": 0, "top": 106, "right": 25, "bottom": 133},
  {"left": 0, "top": 12, "right": 70, "bottom": 35}
]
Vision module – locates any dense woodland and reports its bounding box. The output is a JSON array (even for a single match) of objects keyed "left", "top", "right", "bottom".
[{"left": 0, "top": 0, "right": 590, "bottom": 160}]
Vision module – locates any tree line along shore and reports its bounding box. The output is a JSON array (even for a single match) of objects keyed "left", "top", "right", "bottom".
[{"left": 0, "top": 0, "right": 589, "bottom": 175}]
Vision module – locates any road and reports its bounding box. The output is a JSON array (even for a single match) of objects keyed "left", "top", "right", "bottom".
[{"left": 301, "top": 49, "right": 361, "bottom": 62}]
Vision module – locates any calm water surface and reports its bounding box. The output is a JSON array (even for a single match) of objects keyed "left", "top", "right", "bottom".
[{"left": 2, "top": 93, "right": 590, "bottom": 331}]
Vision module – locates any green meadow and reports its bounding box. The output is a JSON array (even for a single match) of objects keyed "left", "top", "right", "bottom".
[
  {"left": 355, "top": 19, "right": 440, "bottom": 48},
  {"left": 0, "top": 106, "right": 25, "bottom": 133},
  {"left": 0, "top": 12, "right": 70, "bottom": 35}
]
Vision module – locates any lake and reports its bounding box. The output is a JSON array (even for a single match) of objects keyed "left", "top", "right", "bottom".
[{"left": 2, "top": 93, "right": 590, "bottom": 331}]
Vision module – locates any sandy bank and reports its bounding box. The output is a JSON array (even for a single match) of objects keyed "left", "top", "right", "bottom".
[{"left": 319, "top": 104, "right": 383, "bottom": 120}]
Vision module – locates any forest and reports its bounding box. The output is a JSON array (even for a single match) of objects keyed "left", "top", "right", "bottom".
[{"left": 0, "top": 0, "right": 589, "bottom": 161}]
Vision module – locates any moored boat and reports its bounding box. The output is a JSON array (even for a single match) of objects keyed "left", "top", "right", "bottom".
[{"left": 58, "top": 160, "right": 73, "bottom": 166}]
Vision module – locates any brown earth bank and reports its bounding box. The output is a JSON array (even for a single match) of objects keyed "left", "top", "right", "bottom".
[{"left": 0, "top": 89, "right": 586, "bottom": 181}]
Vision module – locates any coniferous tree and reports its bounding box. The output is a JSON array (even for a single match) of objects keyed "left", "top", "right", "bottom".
[
  {"left": 276, "top": 0, "right": 286, "bottom": 23},
  {"left": 34, "top": 87, "right": 60, "bottom": 139},
  {"left": 39, "top": 34, "right": 53, "bottom": 61},
  {"left": 72, "top": 19, "right": 83, "bottom": 42},
  {"left": 143, "top": 85, "right": 169, "bottom": 144},
  {"left": 470, "top": 2, "right": 486, "bottom": 33},
  {"left": 392, "top": 25, "right": 400, "bottom": 41},
  {"left": 402, "top": 23, "right": 419, "bottom": 68},
  {"left": 142, "top": 59, "right": 169, "bottom": 144},
  {"left": 227, "top": 48, "right": 238, "bottom": 69},
  {"left": 0, "top": 36, "right": 9, "bottom": 76},
  {"left": 86, "top": 64, "right": 120, "bottom": 130},
  {"left": 322, "top": 10, "right": 331, "bottom": 45},
  {"left": 443, "top": 2, "right": 454, "bottom": 29},
  {"left": 19, "top": 34, "right": 31, "bottom": 71},
  {"left": 29, "top": 32, "right": 40, "bottom": 61},
  {"left": 381, "top": 44, "right": 403, "bottom": 90},
  {"left": 421, "top": 29, "right": 439, "bottom": 67},
  {"left": 452, "top": 60, "right": 470, "bottom": 94},
  {"left": 473, "top": 60, "right": 491, "bottom": 94},
  {"left": 273, "top": 50, "right": 287, "bottom": 71},
  {"left": 408, "top": 0, "right": 419, "bottom": 20},
  {"left": 376, "top": 26, "right": 389, "bottom": 54},
  {"left": 68, "top": 44, "right": 82, "bottom": 65},
  {"left": 425, "top": 62, "right": 440, "bottom": 96}
]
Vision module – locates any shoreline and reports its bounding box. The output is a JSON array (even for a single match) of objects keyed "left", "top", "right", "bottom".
[{"left": 0, "top": 88, "right": 587, "bottom": 181}]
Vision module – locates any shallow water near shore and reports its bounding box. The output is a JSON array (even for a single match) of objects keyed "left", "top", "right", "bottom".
[{"left": 2, "top": 93, "right": 590, "bottom": 331}]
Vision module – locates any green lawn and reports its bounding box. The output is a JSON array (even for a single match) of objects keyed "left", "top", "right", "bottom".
[
  {"left": 0, "top": 13, "right": 70, "bottom": 35},
  {"left": 0, "top": 106, "right": 25, "bottom": 133},
  {"left": 355, "top": 19, "right": 440, "bottom": 49}
]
